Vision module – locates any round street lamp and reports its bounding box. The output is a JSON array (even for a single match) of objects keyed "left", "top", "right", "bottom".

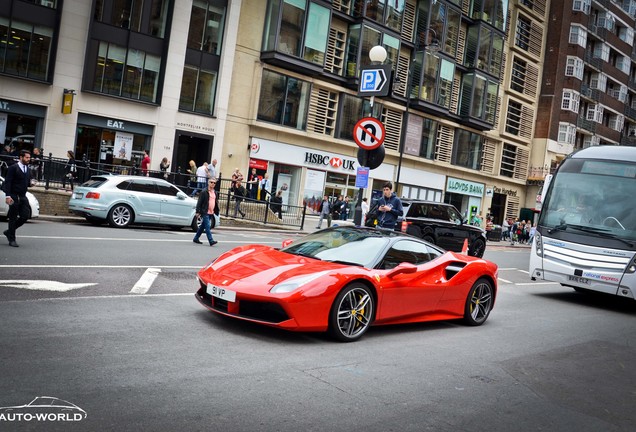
[{"left": 369, "top": 45, "right": 388, "bottom": 64}]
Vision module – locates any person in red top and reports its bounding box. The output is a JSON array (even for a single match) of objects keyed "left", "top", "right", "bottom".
[{"left": 140, "top": 150, "right": 150, "bottom": 176}]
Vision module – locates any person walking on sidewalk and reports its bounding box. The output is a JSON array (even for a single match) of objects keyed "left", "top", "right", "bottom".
[
  {"left": 376, "top": 182, "right": 403, "bottom": 231},
  {"left": 3, "top": 150, "right": 32, "bottom": 247},
  {"left": 233, "top": 179, "right": 247, "bottom": 218},
  {"left": 193, "top": 179, "right": 219, "bottom": 246},
  {"left": 316, "top": 195, "right": 331, "bottom": 229}
]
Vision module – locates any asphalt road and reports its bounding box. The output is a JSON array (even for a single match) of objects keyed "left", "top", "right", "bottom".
[{"left": 0, "top": 220, "right": 635, "bottom": 431}]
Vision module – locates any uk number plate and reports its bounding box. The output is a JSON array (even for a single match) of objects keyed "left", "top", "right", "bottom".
[
  {"left": 568, "top": 275, "right": 590, "bottom": 285},
  {"left": 73, "top": 192, "right": 83, "bottom": 199},
  {"left": 207, "top": 284, "right": 236, "bottom": 302}
]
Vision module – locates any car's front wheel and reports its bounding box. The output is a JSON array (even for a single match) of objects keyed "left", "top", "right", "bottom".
[
  {"left": 463, "top": 278, "right": 494, "bottom": 326},
  {"left": 108, "top": 204, "right": 133, "bottom": 228},
  {"left": 469, "top": 238, "right": 486, "bottom": 258},
  {"left": 328, "top": 283, "right": 374, "bottom": 342}
]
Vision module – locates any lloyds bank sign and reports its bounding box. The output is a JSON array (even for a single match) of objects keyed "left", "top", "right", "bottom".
[{"left": 446, "top": 177, "right": 485, "bottom": 197}]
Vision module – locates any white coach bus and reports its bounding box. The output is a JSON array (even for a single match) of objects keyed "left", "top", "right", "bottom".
[{"left": 529, "top": 146, "right": 636, "bottom": 300}]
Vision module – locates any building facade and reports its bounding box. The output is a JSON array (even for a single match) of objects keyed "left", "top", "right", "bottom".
[
  {"left": 531, "top": 0, "right": 636, "bottom": 201},
  {"left": 1, "top": 0, "right": 553, "bottom": 223}
]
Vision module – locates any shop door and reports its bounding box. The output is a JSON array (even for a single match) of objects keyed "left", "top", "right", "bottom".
[
  {"left": 174, "top": 132, "right": 212, "bottom": 188},
  {"left": 324, "top": 186, "right": 342, "bottom": 200}
]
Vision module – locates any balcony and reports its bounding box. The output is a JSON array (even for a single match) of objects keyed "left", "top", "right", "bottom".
[
  {"left": 577, "top": 117, "right": 597, "bottom": 132},
  {"left": 527, "top": 165, "right": 557, "bottom": 185}
]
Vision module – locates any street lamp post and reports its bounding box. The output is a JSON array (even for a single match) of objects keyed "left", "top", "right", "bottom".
[{"left": 353, "top": 45, "right": 387, "bottom": 226}]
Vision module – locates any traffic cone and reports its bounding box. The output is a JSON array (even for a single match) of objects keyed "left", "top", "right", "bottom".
[{"left": 461, "top": 238, "right": 469, "bottom": 255}]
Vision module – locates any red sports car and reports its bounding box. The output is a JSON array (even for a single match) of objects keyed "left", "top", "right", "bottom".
[{"left": 195, "top": 226, "right": 498, "bottom": 342}]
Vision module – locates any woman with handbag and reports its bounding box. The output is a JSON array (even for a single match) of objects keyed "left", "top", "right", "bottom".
[{"left": 62, "top": 150, "right": 77, "bottom": 191}]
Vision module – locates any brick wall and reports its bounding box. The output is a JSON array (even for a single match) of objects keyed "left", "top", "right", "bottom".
[{"left": 30, "top": 188, "right": 73, "bottom": 216}]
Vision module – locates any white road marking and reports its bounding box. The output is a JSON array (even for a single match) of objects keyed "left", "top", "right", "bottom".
[
  {"left": 0, "top": 280, "right": 97, "bottom": 292},
  {"left": 515, "top": 282, "right": 561, "bottom": 286},
  {"left": 498, "top": 278, "right": 513, "bottom": 284},
  {"left": 19, "top": 235, "right": 280, "bottom": 244},
  {"left": 0, "top": 265, "right": 200, "bottom": 268},
  {"left": 1, "top": 292, "right": 193, "bottom": 304},
  {"left": 516, "top": 269, "right": 529, "bottom": 274},
  {"left": 130, "top": 268, "right": 161, "bottom": 294}
]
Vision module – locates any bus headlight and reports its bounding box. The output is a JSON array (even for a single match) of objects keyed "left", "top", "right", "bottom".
[
  {"left": 626, "top": 255, "right": 636, "bottom": 274},
  {"left": 534, "top": 233, "right": 543, "bottom": 257}
]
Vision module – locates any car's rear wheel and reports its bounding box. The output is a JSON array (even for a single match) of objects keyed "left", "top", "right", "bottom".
[
  {"left": 108, "top": 204, "right": 133, "bottom": 228},
  {"left": 463, "top": 278, "right": 494, "bottom": 326},
  {"left": 328, "top": 283, "right": 374, "bottom": 342},
  {"left": 469, "top": 238, "right": 486, "bottom": 258}
]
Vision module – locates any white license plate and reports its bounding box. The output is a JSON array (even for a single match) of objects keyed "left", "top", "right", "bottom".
[
  {"left": 207, "top": 284, "right": 236, "bottom": 302},
  {"left": 568, "top": 275, "right": 590, "bottom": 285},
  {"left": 73, "top": 192, "right": 83, "bottom": 199}
]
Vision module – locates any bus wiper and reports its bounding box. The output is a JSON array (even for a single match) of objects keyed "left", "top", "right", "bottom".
[
  {"left": 567, "top": 226, "right": 634, "bottom": 248},
  {"left": 548, "top": 220, "right": 568, "bottom": 234}
]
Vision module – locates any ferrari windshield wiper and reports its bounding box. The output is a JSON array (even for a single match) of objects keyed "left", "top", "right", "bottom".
[{"left": 324, "top": 259, "right": 363, "bottom": 267}]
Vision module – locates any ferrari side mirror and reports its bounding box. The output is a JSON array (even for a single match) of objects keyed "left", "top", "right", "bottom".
[
  {"left": 387, "top": 262, "right": 417, "bottom": 278},
  {"left": 282, "top": 239, "right": 294, "bottom": 248}
]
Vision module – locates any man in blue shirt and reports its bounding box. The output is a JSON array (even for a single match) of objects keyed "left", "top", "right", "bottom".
[{"left": 376, "top": 182, "right": 403, "bottom": 230}]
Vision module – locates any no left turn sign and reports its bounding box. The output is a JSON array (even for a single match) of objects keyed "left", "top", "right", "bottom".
[{"left": 353, "top": 117, "right": 385, "bottom": 150}]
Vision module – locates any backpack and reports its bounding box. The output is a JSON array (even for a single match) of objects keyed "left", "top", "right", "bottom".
[{"left": 364, "top": 201, "right": 379, "bottom": 227}]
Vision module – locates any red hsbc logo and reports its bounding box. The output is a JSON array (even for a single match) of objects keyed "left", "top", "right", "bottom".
[{"left": 304, "top": 152, "right": 355, "bottom": 171}]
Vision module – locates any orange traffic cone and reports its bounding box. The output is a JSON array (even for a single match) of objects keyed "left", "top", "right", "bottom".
[{"left": 461, "top": 238, "right": 469, "bottom": 255}]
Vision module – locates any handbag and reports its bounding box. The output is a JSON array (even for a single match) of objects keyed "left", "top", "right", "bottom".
[{"left": 213, "top": 213, "right": 221, "bottom": 228}]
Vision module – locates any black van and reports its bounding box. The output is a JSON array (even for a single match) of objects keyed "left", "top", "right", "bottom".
[{"left": 396, "top": 200, "right": 487, "bottom": 258}]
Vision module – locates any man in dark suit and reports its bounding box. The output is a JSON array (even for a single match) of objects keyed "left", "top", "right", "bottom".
[{"left": 3, "top": 149, "right": 32, "bottom": 247}]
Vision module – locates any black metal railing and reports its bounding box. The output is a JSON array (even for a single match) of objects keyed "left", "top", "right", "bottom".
[{"left": 0, "top": 154, "right": 307, "bottom": 230}]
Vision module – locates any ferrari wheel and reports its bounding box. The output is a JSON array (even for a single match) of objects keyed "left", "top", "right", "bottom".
[
  {"left": 329, "top": 283, "right": 374, "bottom": 342},
  {"left": 463, "top": 278, "right": 494, "bottom": 326},
  {"left": 108, "top": 204, "right": 133, "bottom": 228}
]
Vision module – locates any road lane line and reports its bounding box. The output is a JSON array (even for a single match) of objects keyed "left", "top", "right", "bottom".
[
  {"left": 130, "top": 268, "right": 161, "bottom": 294},
  {"left": 516, "top": 269, "right": 529, "bottom": 274},
  {"left": 0, "top": 293, "right": 193, "bottom": 304},
  {"left": 0, "top": 265, "right": 200, "bottom": 268},
  {"left": 498, "top": 278, "right": 513, "bottom": 284},
  {"left": 19, "top": 235, "right": 280, "bottom": 244},
  {"left": 515, "top": 282, "right": 561, "bottom": 286}
]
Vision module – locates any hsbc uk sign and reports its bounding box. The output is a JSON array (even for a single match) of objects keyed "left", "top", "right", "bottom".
[{"left": 304, "top": 152, "right": 356, "bottom": 172}]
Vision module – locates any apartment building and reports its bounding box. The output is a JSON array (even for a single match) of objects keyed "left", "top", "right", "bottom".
[
  {"left": 0, "top": 0, "right": 550, "bottom": 223},
  {"left": 531, "top": 0, "right": 636, "bottom": 197}
]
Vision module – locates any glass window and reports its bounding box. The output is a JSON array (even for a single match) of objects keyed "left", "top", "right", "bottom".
[
  {"left": 111, "top": 0, "right": 143, "bottom": 31},
  {"left": 511, "top": 57, "right": 526, "bottom": 92},
  {"left": 336, "top": 93, "right": 381, "bottom": 140},
  {"left": 129, "top": 180, "right": 157, "bottom": 194},
  {"left": 385, "top": 0, "right": 405, "bottom": 32},
  {"left": 420, "top": 118, "right": 438, "bottom": 159},
  {"left": 188, "top": 1, "right": 226, "bottom": 54},
  {"left": 500, "top": 143, "right": 516, "bottom": 177},
  {"left": 179, "top": 66, "right": 218, "bottom": 115},
  {"left": 345, "top": 25, "right": 400, "bottom": 78},
  {"left": 421, "top": 52, "right": 440, "bottom": 103},
  {"left": 257, "top": 70, "right": 310, "bottom": 130},
  {"left": 506, "top": 100, "right": 522, "bottom": 135},
  {"left": 565, "top": 56, "right": 584, "bottom": 80},
  {"left": 1, "top": 20, "right": 53, "bottom": 81},
  {"left": 279, "top": 0, "right": 306, "bottom": 56},
  {"left": 515, "top": 15, "right": 531, "bottom": 51},
  {"left": 303, "top": 3, "right": 329, "bottom": 64},
  {"left": 91, "top": 42, "right": 161, "bottom": 103},
  {"left": 452, "top": 129, "right": 483, "bottom": 170},
  {"left": 471, "top": 0, "right": 509, "bottom": 31},
  {"left": 438, "top": 59, "right": 454, "bottom": 109},
  {"left": 157, "top": 183, "right": 181, "bottom": 196}
]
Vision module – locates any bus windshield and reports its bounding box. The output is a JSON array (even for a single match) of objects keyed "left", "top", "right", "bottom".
[{"left": 540, "top": 158, "right": 636, "bottom": 242}]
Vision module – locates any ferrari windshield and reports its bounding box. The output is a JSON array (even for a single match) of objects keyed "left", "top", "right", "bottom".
[
  {"left": 281, "top": 227, "right": 390, "bottom": 267},
  {"left": 540, "top": 158, "right": 636, "bottom": 242}
]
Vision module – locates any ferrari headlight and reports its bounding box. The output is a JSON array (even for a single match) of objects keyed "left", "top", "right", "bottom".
[{"left": 270, "top": 271, "right": 329, "bottom": 294}]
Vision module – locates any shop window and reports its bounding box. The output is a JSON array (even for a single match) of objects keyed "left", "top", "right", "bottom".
[
  {"left": 179, "top": 66, "right": 218, "bottom": 116},
  {"left": 0, "top": 19, "right": 53, "bottom": 81},
  {"left": 452, "top": 129, "right": 483, "bottom": 171},
  {"left": 91, "top": 42, "right": 161, "bottom": 103},
  {"left": 257, "top": 70, "right": 310, "bottom": 130},
  {"left": 187, "top": 0, "right": 226, "bottom": 55}
]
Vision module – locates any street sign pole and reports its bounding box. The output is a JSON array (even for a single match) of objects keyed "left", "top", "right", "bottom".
[{"left": 353, "top": 153, "right": 368, "bottom": 226}]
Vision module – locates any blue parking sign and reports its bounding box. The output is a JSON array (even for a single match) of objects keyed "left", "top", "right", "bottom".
[{"left": 355, "top": 167, "right": 370, "bottom": 188}]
